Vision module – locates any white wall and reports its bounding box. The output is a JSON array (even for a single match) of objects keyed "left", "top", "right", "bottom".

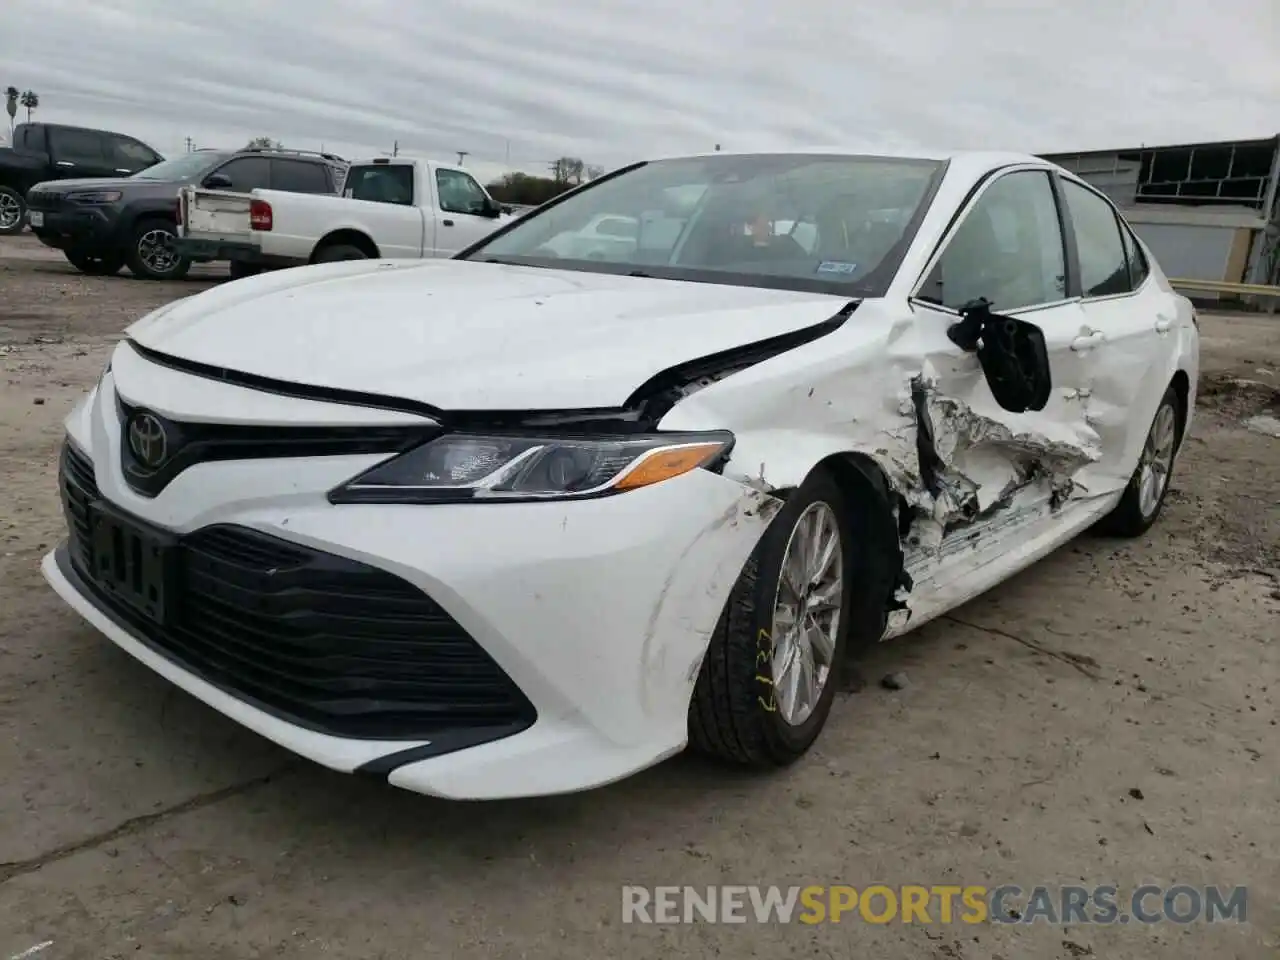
[{"left": 1131, "top": 222, "right": 1234, "bottom": 281}]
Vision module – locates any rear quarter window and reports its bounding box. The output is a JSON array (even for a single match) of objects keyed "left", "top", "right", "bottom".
[{"left": 344, "top": 166, "right": 414, "bottom": 205}]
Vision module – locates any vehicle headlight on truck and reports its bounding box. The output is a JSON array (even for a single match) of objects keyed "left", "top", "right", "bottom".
[{"left": 328, "top": 431, "right": 734, "bottom": 504}]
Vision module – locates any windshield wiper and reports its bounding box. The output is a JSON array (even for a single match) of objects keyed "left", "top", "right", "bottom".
[{"left": 626, "top": 269, "right": 652, "bottom": 278}]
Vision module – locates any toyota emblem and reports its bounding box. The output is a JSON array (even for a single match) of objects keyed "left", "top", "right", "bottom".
[{"left": 127, "top": 412, "right": 169, "bottom": 469}]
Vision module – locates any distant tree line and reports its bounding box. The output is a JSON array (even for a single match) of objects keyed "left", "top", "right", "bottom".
[{"left": 486, "top": 155, "right": 606, "bottom": 206}]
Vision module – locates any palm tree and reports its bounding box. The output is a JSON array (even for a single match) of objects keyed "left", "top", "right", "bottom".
[
  {"left": 4, "top": 87, "right": 17, "bottom": 136},
  {"left": 19, "top": 90, "right": 39, "bottom": 123}
]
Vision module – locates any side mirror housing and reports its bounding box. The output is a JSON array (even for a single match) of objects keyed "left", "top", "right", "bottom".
[
  {"left": 204, "top": 173, "right": 233, "bottom": 190},
  {"left": 947, "top": 299, "right": 1052, "bottom": 413}
]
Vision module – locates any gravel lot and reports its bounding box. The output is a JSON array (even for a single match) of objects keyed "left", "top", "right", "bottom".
[{"left": 1, "top": 233, "right": 1277, "bottom": 959}]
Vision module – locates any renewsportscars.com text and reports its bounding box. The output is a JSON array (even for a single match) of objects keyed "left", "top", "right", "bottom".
[{"left": 621, "top": 884, "right": 1248, "bottom": 925}]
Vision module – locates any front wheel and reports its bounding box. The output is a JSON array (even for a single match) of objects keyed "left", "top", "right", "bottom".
[
  {"left": 0, "top": 187, "right": 26, "bottom": 236},
  {"left": 125, "top": 220, "right": 190, "bottom": 281},
  {"left": 65, "top": 248, "right": 123, "bottom": 276},
  {"left": 689, "top": 468, "right": 856, "bottom": 766},
  {"left": 228, "top": 260, "right": 262, "bottom": 281},
  {"left": 1094, "top": 385, "right": 1181, "bottom": 538},
  {"left": 313, "top": 244, "right": 368, "bottom": 264}
]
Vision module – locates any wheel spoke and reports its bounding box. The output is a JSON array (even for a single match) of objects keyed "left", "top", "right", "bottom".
[
  {"left": 807, "top": 577, "right": 841, "bottom": 611},
  {"left": 807, "top": 617, "right": 835, "bottom": 665},
  {"left": 798, "top": 641, "right": 818, "bottom": 714}
]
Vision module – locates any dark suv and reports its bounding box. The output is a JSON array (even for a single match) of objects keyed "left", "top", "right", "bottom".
[
  {"left": 0, "top": 122, "right": 164, "bottom": 236},
  {"left": 25, "top": 146, "right": 345, "bottom": 280}
]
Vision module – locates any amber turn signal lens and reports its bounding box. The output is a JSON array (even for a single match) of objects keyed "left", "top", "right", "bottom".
[{"left": 613, "top": 442, "right": 727, "bottom": 491}]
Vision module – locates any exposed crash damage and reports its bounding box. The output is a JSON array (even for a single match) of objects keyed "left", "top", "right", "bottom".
[{"left": 907, "top": 374, "right": 1097, "bottom": 545}]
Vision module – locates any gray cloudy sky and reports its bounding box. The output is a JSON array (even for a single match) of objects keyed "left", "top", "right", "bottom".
[{"left": 2, "top": 0, "right": 1277, "bottom": 184}]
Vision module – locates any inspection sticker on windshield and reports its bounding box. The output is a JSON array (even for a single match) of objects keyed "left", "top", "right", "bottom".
[{"left": 816, "top": 260, "right": 857, "bottom": 275}]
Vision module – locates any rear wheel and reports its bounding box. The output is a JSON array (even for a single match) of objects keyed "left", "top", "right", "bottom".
[
  {"left": 313, "top": 243, "right": 368, "bottom": 263},
  {"left": 65, "top": 248, "right": 123, "bottom": 276},
  {"left": 125, "top": 219, "right": 190, "bottom": 281},
  {"left": 0, "top": 187, "right": 26, "bottom": 236},
  {"left": 1095, "top": 385, "right": 1181, "bottom": 538},
  {"left": 689, "top": 468, "right": 858, "bottom": 766},
  {"left": 228, "top": 260, "right": 262, "bottom": 281}
]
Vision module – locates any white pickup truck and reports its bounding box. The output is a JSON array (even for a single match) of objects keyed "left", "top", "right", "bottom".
[{"left": 246, "top": 157, "right": 514, "bottom": 267}]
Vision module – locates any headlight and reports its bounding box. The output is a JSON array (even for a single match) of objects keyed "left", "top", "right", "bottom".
[
  {"left": 329, "top": 431, "right": 734, "bottom": 504},
  {"left": 66, "top": 190, "right": 122, "bottom": 204}
]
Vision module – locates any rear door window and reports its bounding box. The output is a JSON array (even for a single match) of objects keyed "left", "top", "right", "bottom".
[
  {"left": 48, "top": 128, "right": 107, "bottom": 164},
  {"left": 271, "top": 159, "right": 332, "bottom": 194},
  {"left": 1118, "top": 219, "right": 1150, "bottom": 289},
  {"left": 1061, "top": 179, "right": 1132, "bottom": 298},
  {"left": 343, "top": 165, "right": 414, "bottom": 205},
  {"left": 212, "top": 157, "right": 271, "bottom": 191}
]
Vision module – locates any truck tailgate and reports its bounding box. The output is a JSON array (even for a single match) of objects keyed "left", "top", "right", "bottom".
[{"left": 179, "top": 187, "right": 252, "bottom": 241}]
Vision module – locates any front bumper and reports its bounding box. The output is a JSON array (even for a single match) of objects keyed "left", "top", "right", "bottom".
[
  {"left": 172, "top": 236, "right": 279, "bottom": 266},
  {"left": 43, "top": 368, "right": 772, "bottom": 799},
  {"left": 27, "top": 206, "right": 117, "bottom": 249}
]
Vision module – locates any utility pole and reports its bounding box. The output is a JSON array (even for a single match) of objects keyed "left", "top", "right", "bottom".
[
  {"left": 456, "top": 150, "right": 469, "bottom": 166},
  {"left": 184, "top": 136, "right": 195, "bottom": 153},
  {"left": 392, "top": 140, "right": 399, "bottom": 157}
]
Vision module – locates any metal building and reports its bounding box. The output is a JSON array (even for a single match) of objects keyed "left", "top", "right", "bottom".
[{"left": 1041, "top": 135, "right": 1280, "bottom": 289}]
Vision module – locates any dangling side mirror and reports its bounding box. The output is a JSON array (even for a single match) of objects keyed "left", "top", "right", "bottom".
[{"left": 947, "top": 298, "right": 1052, "bottom": 414}]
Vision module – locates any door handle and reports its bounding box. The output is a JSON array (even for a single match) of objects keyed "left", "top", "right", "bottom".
[
  {"left": 1070, "top": 331, "right": 1105, "bottom": 352},
  {"left": 442, "top": 219, "right": 454, "bottom": 227},
  {"left": 56, "top": 160, "right": 75, "bottom": 168},
  {"left": 1154, "top": 315, "right": 1173, "bottom": 333}
]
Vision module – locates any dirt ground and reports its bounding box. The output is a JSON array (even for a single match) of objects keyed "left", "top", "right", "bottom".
[{"left": 0, "top": 232, "right": 1276, "bottom": 959}]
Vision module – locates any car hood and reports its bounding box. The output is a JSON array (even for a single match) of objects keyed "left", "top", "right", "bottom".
[
  {"left": 126, "top": 258, "right": 852, "bottom": 410},
  {"left": 31, "top": 177, "right": 179, "bottom": 196}
]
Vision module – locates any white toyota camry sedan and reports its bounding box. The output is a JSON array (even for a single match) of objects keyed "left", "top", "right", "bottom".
[{"left": 43, "top": 149, "right": 1199, "bottom": 800}]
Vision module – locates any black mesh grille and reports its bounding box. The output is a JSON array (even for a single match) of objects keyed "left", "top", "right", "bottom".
[
  {"left": 26, "top": 191, "right": 65, "bottom": 212},
  {"left": 58, "top": 442, "right": 536, "bottom": 740}
]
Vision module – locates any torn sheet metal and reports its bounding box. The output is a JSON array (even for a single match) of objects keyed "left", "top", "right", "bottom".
[{"left": 657, "top": 299, "right": 1104, "bottom": 628}]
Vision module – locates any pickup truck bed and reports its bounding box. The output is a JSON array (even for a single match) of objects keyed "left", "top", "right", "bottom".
[{"left": 175, "top": 187, "right": 295, "bottom": 271}]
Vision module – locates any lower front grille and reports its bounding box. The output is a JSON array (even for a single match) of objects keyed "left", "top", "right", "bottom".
[
  {"left": 58, "top": 442, "right": 536, "bottom": 741},
  {"left": 26, "top": 191, "right": 64, "bottom": 212}
]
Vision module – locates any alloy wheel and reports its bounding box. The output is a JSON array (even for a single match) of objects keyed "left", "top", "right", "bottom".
[
  {"left": 1137, "top": 401, "right": 1177, "bottom": 517},
  {"left": 0, "top": 193, "right": 22, "bottom": 231},
  {"left": 770, "top": 501, "right": 844, "bottom": 726},
  {"left": 138, "top": 228, "right": 179, "bottom": 275}
]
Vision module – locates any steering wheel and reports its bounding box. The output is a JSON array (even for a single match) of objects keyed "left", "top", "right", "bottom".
[{"left": 530, "top": 246, "right": 561, "bottom": 258}]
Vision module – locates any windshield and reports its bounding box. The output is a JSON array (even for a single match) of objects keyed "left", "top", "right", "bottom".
[
  {"left": 463, "top": 153, "right": 945, "bottom": 296},
  {"left": 132, "top": 152, "right": 232, "bottom": 181}
]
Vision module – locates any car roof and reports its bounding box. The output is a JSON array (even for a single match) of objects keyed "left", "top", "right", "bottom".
[{"left": 651, "top": 147, "right": 1057, "bottom": 177}]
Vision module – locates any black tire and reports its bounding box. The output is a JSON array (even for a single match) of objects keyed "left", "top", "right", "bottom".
[
  {"left": 313, "top": 243, "right": 368, "bottom": 264},
  {"left": 124, "top": 219, "right": 190, "bottom": 281},
  {"left": 0, "top": 186, "right": 26, "bottom": 236},
  {"left": 64, "top": 248, "right": 124, "bottom": 276},
  {"left": 689, "top": 467, "right": 866, "bottom": 766},
  {"left": 1094, "top": 385, "right": 1182, "bottom": 538},
  {"left": 228, "top": 260, "right": 262, "bottom": 281}
]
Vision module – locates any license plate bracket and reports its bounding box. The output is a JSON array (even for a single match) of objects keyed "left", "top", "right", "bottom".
[{"left": 88, "top": 502, "right": 177, "bottom": 625}]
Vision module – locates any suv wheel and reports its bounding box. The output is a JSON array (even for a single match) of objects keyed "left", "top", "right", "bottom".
[
  {"left": 126, "top": 219, "right": 190, "bottom": 281},
  {"left": 65, "top": 248, "right": 124, "bottom": 276},
  {"left": 0, "top": 187, "right": 26, "bottom": 236}
]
